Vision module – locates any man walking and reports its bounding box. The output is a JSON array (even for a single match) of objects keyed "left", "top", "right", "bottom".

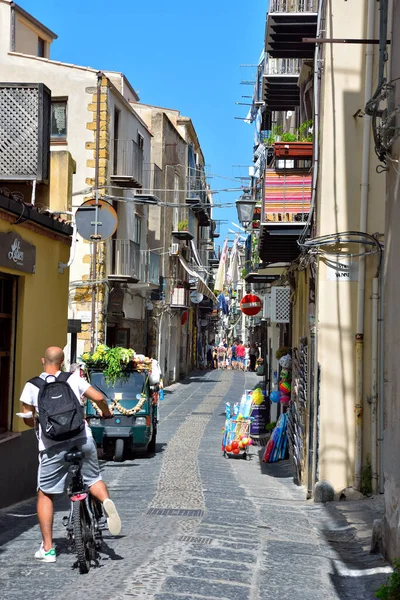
[{"left": 20, "top": 346, "right": 121, "bottom": 563}]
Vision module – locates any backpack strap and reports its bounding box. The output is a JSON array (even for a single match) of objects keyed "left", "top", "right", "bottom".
[
  {"left": 28, "top": 376, "right": 46, "bottom": 389},
  {"left": 56, "top": 372, "right": 72, "bottom": 383}
]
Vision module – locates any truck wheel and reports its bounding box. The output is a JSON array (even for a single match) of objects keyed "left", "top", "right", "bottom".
[
  {"left": 113, "top": 439, "right": 125, "bottom": 462},
  {"left": 147, "top": 428, "right": 157, "bottom": 455}
]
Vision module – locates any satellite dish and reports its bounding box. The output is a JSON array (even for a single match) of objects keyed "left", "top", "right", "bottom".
[
  {"left": 190, "top": 291, "right": 204, "bottom": 304},
  {"left": 75, "top": 199, "right": 118, "bottom": 241}
]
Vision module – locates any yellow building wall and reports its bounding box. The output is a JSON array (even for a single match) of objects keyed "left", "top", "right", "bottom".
[
  {"left": 315, "top": 0, "right": 384, "bottom": 491},
  {"left": 0, "top": 219, "right": 70, "bottom": 433}
]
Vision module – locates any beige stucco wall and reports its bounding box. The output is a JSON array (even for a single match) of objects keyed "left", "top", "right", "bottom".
[
  {"left": 14, "top": 14, "right": 50, "bottom": 58},
  {"left": 315, "top": 0, "right": 384, "bottom": 491},
  {"left": 383, "top": 0, "right": 400, "bottom": 562}
]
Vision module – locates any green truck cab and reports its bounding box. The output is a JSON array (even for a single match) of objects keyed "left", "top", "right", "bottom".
[{"left": 86, "top": 370, "right": 158, "bottom": 462}]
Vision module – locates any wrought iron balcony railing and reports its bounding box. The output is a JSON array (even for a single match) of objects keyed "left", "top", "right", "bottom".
[
  {"left": 109, "top": 239, "right": 141, "bottom": 281},
  {"left": 111, "top": 139, "right": 144, "bottom": 187},
  {"left": 269, "top": 0, "right": 317, "bottom": 12},
  {"left": 264, "top": 58, "right": 301, "bottom": 76}
]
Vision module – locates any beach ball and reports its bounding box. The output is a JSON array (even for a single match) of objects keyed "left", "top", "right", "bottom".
[
  {"left": 226, "top": 444, "right": 232, "bottom": 453},
  {"left": 241, "top": 437, "right": 249, "bottom": 446},
  {"left": 248, "top": 438, "right": 253, "bottom": 446},
  {"left": 280, "top": 369, "right": 291, "bottom": 381},
  {"left": 279, "top": 381, "right": 291, "bottom": 395},
  {"left": 233, "top": 448, "right": 240, "bottom": 455},
  {"left": 280, "top": 395, "right": 290, "bottom": 405},
  {"left": 270, "top": 390, "right": 281, "bottom": 403},
  {"left": 232, "top": 440, "right": 239, "bottom": 450}
]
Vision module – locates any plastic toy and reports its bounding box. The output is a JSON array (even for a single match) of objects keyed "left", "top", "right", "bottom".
[{"left": 270, "top": 390, "right": 281, "bottom": 403}]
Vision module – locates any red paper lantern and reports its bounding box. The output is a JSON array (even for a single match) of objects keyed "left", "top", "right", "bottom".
[
  {"left": 240, "top": 294, "right": 262, "bottom": 316},
  {"left": 181, "top": 311, "right": 189, "bottom": 325}
]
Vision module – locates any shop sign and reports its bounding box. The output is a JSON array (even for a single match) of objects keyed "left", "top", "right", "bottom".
[{"left": 0, "top": 232, "right": 36, "bottom": 273}]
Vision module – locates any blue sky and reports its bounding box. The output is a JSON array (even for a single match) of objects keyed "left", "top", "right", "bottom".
[{"left": 21, "top": 0, "right": 266, "bottom": 246}]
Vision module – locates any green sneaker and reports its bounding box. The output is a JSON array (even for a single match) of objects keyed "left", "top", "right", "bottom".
[{"left": 34, "top": 543, "right": 56, "bottom": 563}]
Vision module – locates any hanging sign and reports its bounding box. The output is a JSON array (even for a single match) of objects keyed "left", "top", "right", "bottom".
[
  {"left": 0, "top": 232, "right": 36, "bottom": 273},
  {"left": 240, "top": 293, "right": 263, "bottom": 316}
]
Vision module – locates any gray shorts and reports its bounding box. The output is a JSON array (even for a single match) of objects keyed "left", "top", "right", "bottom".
[{"left": 38, "top": 437, "right": 102, "bottom": 495}]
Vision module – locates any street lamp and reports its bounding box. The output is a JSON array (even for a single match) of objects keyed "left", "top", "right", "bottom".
[{"left": 235, "top": 190, "right": 257, "bottom": 228}]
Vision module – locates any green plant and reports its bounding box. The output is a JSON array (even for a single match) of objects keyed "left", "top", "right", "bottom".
[
  {"left": 361, "top": 454, "right": 373, "bottom": 496},
  {"left": 81, "top": 345, "right": 135, "bottom": 385},
  {"left": 241, "top": 267, "right": 247, "bottom": 278},
  {"left": 178, "top": 219, "right": 188, "bottom": 231},
  {"left": 266, "top": 120, "right": 314, "bottom": 145},
  {"left": 375, "top": 559, "right": 400, "bottom": 599}
]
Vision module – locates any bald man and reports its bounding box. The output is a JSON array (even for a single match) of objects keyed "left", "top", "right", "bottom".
[{"left": 20, "top": 346, "right": 121, "bottom": 563}]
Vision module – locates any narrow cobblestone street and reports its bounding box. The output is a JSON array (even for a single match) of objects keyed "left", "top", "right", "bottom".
[{"left": 0, "top": 371, "right": 391, "bottom": 600}]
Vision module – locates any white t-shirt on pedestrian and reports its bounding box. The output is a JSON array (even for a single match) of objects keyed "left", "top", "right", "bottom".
[
  {"left": 20, "top": 370, "right": 92, "bottom": 452},
  {"left": 245, "top": 347, "right": 250, "bottom": 360}
]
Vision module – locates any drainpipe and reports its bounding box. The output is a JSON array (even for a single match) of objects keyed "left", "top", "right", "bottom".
[
  {"left": 378, "top": 268, "right": 385, "bottom": 493},
  {"left": 354, "top": 0, "right": 375, "bottom": 490},
  {"left": 90, "top": 72, "right": 102, "bottom": 352},
  {"left": 371, "top": 277, "right": 379, "bottom": 493}
]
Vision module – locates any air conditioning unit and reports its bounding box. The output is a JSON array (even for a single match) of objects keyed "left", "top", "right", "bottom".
[
  {"left": 271, "top": 286, "right": 291, "bottom": 323},
  {"left": 170, "top": 243, "right": 179, "bottom": 256}
]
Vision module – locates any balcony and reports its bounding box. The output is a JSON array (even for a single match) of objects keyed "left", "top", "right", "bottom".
[
  {"left": 274, "top": 141, "right": 313, "bottom": 160},
  {"left": 110, "top": 139, "right": 143, "bottom": 188},
  {"left": 108, "top": 239, "right": 141, "bottom": 283},
  {"left": 265, "top": 0, "right": 318, "bottom": 59},
  {"left": 172, "top": 206, "right": 195, "bottom": 241},
  {"left": 139, "top": 250, "right": 160, "bottom": 287},
  {"left": 186, "top": 169, "right": 211, "bottom": 226},
  {"left": 263, "top": 58, "right": 301, "bottom": 111},
  {"left": 259, "top": 168, "right": 311, "bottom": 264},
  {"left": 170, "top": 287, "right": 190, "bottom": 308}
]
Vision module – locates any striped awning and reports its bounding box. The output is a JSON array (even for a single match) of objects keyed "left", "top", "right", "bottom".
[
  {"left": 179, "top": 256, "right": 218, "bottom": 304},
  {"left": 264, "top": 169, "right": 311, "bottom": 220}
]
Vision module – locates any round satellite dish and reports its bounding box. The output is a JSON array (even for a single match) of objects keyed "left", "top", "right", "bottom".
[
  {"left": 75, "top": 199, "right": 118, "bottom": 241},
  {"left": 190, "top": 291, "right": 204, "bottom": 304}
]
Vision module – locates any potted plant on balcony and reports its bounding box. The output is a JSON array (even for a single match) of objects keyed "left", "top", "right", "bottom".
[{"left": 178, "top": 219, "right": 189, "bottom": 232}]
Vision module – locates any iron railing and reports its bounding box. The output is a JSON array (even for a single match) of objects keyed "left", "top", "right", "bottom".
[
  {"left": 140, "top": 250, "right": 160, "bottom": 285},
  {"left": 111, "top": 239, "right": 141, "bottom": 279},
  {"left": 264, "top": 58, "right": 301, "bottom": 76},
  {"left": 112, "top": 139, "right": 144, "bottom": 184},
  {"left": 269, "top": 0, "right": 317, "bottom": 11}
]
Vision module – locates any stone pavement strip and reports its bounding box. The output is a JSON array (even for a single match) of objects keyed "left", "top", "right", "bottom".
[{"left": 0, "top": 370, "right": 392, "bottom": 600}]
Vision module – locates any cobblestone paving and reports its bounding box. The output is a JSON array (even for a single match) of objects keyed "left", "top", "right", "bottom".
[{"left": 0, "top": 370, "right": 391, "bottom": 600}]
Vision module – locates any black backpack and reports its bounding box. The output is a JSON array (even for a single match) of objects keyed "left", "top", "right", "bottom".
[{"left": 29, "top": 372, "right": 85, "bottom": 441}]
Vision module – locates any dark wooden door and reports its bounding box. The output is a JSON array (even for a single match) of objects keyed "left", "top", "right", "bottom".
[{"left": 0, "top": 275, "right": 16, "bottom": 432}]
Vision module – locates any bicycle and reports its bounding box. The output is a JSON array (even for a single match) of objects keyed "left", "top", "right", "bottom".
[{"left": 63, "top": 448, "right": 104, "bottom": 574}]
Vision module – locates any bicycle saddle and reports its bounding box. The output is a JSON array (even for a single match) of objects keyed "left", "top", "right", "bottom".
[{"left": 64, "top": 450, "right": 85, "bottom": 462}]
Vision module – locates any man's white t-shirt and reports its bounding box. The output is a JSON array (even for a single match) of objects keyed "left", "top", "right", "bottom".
[{"left": 20, "top": 370, "right": 93, "bottom": 452}]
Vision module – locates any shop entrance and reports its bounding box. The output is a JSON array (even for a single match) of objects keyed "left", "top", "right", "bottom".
[{"left": 0, "top": 274, "right": 17, "bottom": 433}]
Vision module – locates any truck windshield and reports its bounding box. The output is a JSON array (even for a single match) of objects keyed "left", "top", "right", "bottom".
[{"left": 89, "top": 372, "right": 147, "bottom": 399}]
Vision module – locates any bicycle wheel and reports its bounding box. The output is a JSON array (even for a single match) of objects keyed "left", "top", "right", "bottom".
[{"left": 72, "top": 500, "right": 91, "bottom": 574}]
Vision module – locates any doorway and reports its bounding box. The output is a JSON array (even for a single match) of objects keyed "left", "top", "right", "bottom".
[{"left": 0, "top": 274, "right": 17, "bottom": 433}]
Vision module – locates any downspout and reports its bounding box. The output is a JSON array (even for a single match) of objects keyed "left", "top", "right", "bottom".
[
  {"left": 90, "top": 72, "right": 102, "bottom": 352},
  {"left": 378, "top": 267, "right": 385, "bottom": 493},
  {"left": 371, "top": 277, "right": 379, "bottom": 493},
  {"left": 354, "top": 0, "right": 375, "bottom": 490}
]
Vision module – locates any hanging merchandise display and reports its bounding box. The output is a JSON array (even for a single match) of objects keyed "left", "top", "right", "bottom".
[
  {"left": 262, "top": 413, "right": 288, "bottom": 463},
  {"left": 222, "top": 390, "right": 255, "bottom": 459}
]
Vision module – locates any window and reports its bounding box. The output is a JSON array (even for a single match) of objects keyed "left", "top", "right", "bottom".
[
  {"left": 51, "top": 99, "right": 67, "bottom": 141},
  {"left": 38, "top": 37, "right": 46, "bottom": 57},
  {"left": 137, "top": 132, "right": 144, "bottom": 150},
  {"left": 134, "top": 216, "right": 142, "bottom": 245}
]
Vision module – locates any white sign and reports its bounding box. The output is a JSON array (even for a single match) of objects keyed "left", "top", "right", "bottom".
[
  {"left": 326, "top": 259, "right": 359, "bottom": 282},
  {"left": 76, "top": 311, "right": 92, "bottom": 323}
]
